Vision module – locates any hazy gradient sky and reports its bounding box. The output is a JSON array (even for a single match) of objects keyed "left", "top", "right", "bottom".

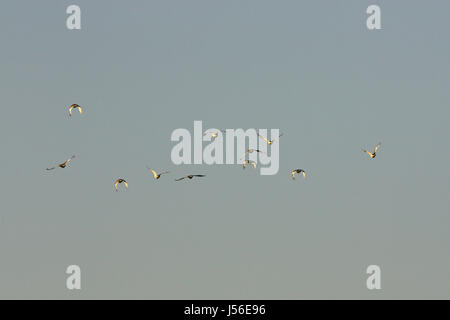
[{"left": 0, "top": 0, "right": 449, "bottom": 299}]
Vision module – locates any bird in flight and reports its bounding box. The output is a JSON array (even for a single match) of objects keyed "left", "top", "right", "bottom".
[
  {"left": 203, "top": 130, "right": 224, "bottom": 140},
  {"left": 46, "top": 155, "right": 76, "bottom": 170},
  {"left": 175, "top": 175, "right": 206, "bottom": 181},
  {"left": 114, "top": 179, "right": 128, "bottom": 191},
  {"left": 258, "top": 133, "right": 283, "bottom": 145},
  {"left": 146, "top": 166, "right": 170, "bottom": 180},
  {"left": 244, "top": 149, "right": 265, "bottom": 155},
  {"left": 291, "top": 169, "right": 306, "bottom": 180},
  {"left": 243, "top": 160, "right": 257, "bottom": 169},
  {"left": 362, "top": 142, "right": 382, "bottom": 159},
  {"left": 68, "top": 104, "right": 83, "bottom": 117},
  {"left": 240, "top": 149, "right": 265, "bottom": 160}
]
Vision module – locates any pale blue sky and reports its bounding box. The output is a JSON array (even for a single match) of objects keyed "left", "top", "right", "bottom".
[{"left": 0, "top": 0, "right": 449, "bottom": 299}]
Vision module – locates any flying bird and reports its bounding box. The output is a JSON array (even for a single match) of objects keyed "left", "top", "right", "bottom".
[
  {"left": 68, "top": 104, "right": 83, "bottom": 117},
  {"left": 291, "top": 169, "right": 306, "bottom": 180},
  {"left": 175, "top": 175, "right": 205, "bottom": 181},
  {"left": 203, "top": 130, "right": 224, "bottom": 140},
  {"left": 240, "top": 149, "right": 265, "bottom": 160},
  {"left": 146, "top": 167, "right": 170, "bottom": 180},
  {"left": 46, "top": 155, "right": 76, "bottom": 170},
  {"left": 244, "top": 149, "right": 265, "bottom": 155},
  {"left": 362, "top": 142, "right": 382, "bottom": 159},
  {"left": 114, "top": 178, "right": 128, "bottom": 191},
  {"left": 258, "top": 133, "right": 283, "bottom": 145},
  {"left": 243, "top": 160, "right": 257, "bottom": 169}
]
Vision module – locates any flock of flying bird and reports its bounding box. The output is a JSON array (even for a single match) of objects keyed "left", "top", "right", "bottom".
[{"left": 46, "top": 104, "right": 382, "bottom": 191}]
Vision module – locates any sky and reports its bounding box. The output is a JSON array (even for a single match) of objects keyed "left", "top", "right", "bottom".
[{"left": 0, "top": 0, "right": 449, "bottom": 299}]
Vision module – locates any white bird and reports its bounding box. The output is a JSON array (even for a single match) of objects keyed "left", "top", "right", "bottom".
[
  {"left": 258, "top": 133, "right": 283, "bottom": 145},
  {"left": 291, "top": 169, "right": 306, "bottom": 180},
  {"left": 175, "top": 174, "right": 205, "bottom": 181},
  {"left": 362, "top": 142, "right": 381, "bottom": 159},
  {"left": 243, "top": 160, "right": 257, "bottom": 169},
  {"left": 46, "top": 155, "right": 76, "bottom": 170},
  {"left": 114, "top": 178, "right": 128, "bottom": 191},
  {"left": 68, "top": 104, "right": 83, "bottom": 117},
  {"left": 146, "top": 167, "right": 170, "bottom": 180}
]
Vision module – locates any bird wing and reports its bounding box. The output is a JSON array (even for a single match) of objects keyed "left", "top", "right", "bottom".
[
  {"left": 373, "top": 143, "right": 381, "bottom": 153},
  {"left": 302, "top": 171, "right": 306, "bottom": 179},
  {"left": 123, "top": 181, "right": 128, "bottom": 189},
  {"left": 69, "top": 105, "right": 82, "bottom": 115},
  {"left": 114, "top": 180, "right": 119, "bottom": 191},
  {"left": 251, "top": 162, "right": 257, "bottom": 168},
  {"left": 271, "top": 133, "right": 283, "bottom": 143},
  {"left": 160, "top": 171, "right": 170, "bottom": 175},
  {"left": 258, "top": 134, "right": 270, "bottom": 144},
  {"left": 46, "top": 167, "right": 56, "bottom": 171},
  {"left": 193, "top": 175, "right": 205, "bottom": 178},
  {"left": 175, "top": 176, "right": 186, "bottom": 181},
  {"left": 291, "top": 171, "right": 296, "bottom": 179},
  {"left": 362, "top": 149, "right": 372, "bottom": 157},
  {"left": 65, "top": 155, "right": 75, "bottom": 164},
  {"left": 151, "top": 169, "right": 158, "bottom": 179}
]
